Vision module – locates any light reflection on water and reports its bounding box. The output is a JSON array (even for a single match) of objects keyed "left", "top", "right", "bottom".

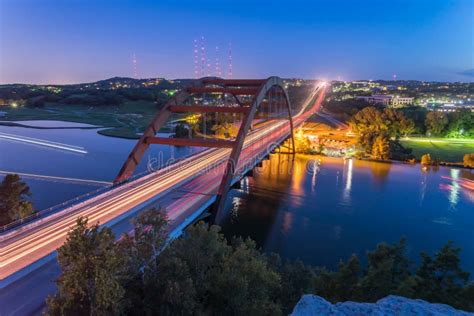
[
  {"left": 448, "top": 168, "right": 460, "bottom": 208},
  {"left": 221, "top": 154, "right": 474, "bottom": 274}
]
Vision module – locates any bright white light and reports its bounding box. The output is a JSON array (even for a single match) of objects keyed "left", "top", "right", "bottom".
[{"left": 0, "top": 132, "right": 88, "bottom": 154}]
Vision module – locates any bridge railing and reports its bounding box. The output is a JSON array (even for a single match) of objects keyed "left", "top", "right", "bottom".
[
  {"left": 0, "top": 148, "right": 207, "bottom": 234},
  {"left": 0, "top": 183, "right": 113, "bottom": 234}
]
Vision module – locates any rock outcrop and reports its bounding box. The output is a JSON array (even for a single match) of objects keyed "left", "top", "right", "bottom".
[{"left": 291, "top": 294, "right": 473, "bottom": 315}]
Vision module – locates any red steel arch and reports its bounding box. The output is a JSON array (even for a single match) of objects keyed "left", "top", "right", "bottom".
[
  {"left": 214, "top": 76, "right": 295, "bottom": 217},
  {"left": 114, "top": 76, "right": 295, "bottom": 217}
]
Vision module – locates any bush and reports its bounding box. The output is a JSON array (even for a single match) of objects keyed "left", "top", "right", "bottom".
[
  {"left": 463, "top": 153, "right": 474, "bottom": 168},
  {"left": 421, "top": 153, "right": 432, "bottom": 165}
]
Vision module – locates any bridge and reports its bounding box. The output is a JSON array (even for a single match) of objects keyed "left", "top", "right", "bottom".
[{"left": 0, "top": 77, "right": 326, "bottom": 314}]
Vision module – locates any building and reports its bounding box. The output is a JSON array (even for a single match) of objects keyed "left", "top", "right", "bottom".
[
  {"left": 356, "top": 95, "right": 414, "bottom": 107},
  {"left": 428, "top": 103, "right": 474, "bottom": 112},
  {"left": 355, "top": 95, "right": 392, "bottom": 106},
  {"left": 392, "top": 96, "right": 414, "bottom": 106}
]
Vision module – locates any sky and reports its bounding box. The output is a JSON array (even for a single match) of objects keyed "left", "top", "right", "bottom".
[{"left": 0, "top": 0, "right": 473, "bottom": 84}]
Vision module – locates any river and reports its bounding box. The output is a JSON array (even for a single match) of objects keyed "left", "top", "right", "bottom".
[
  {"left": 1, "top": 121, "right": 473, "bottom": 274},
  {"left": 219, "top": 154, "right": 474, "bottom": 273}
]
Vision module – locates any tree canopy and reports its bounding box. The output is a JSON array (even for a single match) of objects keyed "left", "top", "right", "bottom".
[
  {"left": 0, "top": 174, "right": 34, "bottom": 226},
  {"left": 47, "top": 213, "right": 474, "bottom": 315}
]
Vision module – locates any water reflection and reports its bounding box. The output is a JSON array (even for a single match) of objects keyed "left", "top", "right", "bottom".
[
  {"left": 342, "top": 158, "right": 353, "bottom": 203},
  {"left": 365, "top": 160, "right": 391, "bottom": 182},
  {"left": 448, "top": 169, "right": 460, "bottom": 208},
  {"left": 310, "top": 159, "right": 319, "bottom": 192},
  {"left": 220, "top": 154, "right": 474, "bottom": 274}
]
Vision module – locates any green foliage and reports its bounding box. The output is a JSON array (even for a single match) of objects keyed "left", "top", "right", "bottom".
[
  {"left": 425, "top": 111, "right": 449, "bottom": 136},
  {"left": 399, "top": 106, "right": 428, "bottom": 134},
  {"left": 153, "top": 223, "right": 230, "bottom": 314},
  {"left": 372, "top": 135, "right": 390, "bottom": 160},
  {"left": 446, "top": 109, "right": 474, "bottom": 138},
  {"left": 350, "top": 107, "right": 414, "bottom": 159},
  {"left": 209, "top": 237, "right": 281, "bottom": 315},
  {"left": 359, "top": 239, "right": 411, "bottom": 301},
  {"left": 278, "top": 260, "right": 317, "bottom": 312},
  {"left": 0, "top": 174, "right": 34, "bottom": 226},
  {"left": 463, "top": 153, "right": 474, "bottom": 168},
  {"left": 49, "top": 216, "right": 474, "bottom": 314},
  {"left": 409, "top": 242, "right": 471, "bottom": 310},
  {"left": 155, "top": 223, "right": 282, "bottom": 315},
  {"left": 314, "top": 255, "right": 361, "bottom": 302},
  {"left": 46, "top": 217, "right": 127, "bottom": 315}
]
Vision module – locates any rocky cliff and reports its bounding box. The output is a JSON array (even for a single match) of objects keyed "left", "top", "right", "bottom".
[{"left": 291, "top": 294, "right": 473, "bottom": 315}]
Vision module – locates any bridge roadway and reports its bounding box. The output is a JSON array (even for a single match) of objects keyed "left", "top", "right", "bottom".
[{"left": 0, "top": 85, "right": 326, "bottom": 314}]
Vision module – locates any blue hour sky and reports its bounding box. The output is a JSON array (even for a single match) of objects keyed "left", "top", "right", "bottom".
[{"left": 1, "top": 0, "right": 473, "bottom": 84}]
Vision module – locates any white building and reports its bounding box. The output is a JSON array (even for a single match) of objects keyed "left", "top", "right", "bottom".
[
  {"left": 392, "top": 96, "right": 414, "bottom": 106},
  {"left": 356, "top": 95, "right": 414, "bottom": 107}
]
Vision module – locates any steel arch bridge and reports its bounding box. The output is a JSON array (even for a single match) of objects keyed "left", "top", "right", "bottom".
[{"left": 114, "top": 76, "right": 296, "bottom": 216}]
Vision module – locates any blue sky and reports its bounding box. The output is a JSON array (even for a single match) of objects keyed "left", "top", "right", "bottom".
[{"left": 1, "top": 0, "right": 473, "bottom": 83}]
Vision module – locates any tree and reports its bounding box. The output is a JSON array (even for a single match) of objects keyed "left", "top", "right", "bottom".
[
  {"left": 399, "top": 115, "right": 416, "bottom": 136},
  {"left": 372, "top": 135, "right": 390, "bottom": 160},
  {"left": 279, "top": 259, "right": 316, "bottom": 311},
  {"left": 209, "top": 238, "right": 281, "bottom": 315},
  {"left": 410, "top": 242, "right": 471, "bottom": 310},
  {"left": 359, "top": 239, "right": 411, "bottom": 301},
  {"left": 350, "top": 107, "right": 414, "bottom": 155},
  {"left": 314, "top": 255, "right": 361, "bottom": 303},
  {"left": 350, "top": 107, "right": 385, "bottom": 135},
  {"left": 46, "top": 217, "right": 127, "bottom": 315},
  {"left": 425, "top": 111, "right": 448, "bottom": 136},
  {"left": 421, "top": 153, "right": 432, "bottom": 165},
  {"left": 154, "top": 223, "right": 282, "bottom": 315},
  {"left": 463, "top": 153, "right": 474, "bottom": 168},
  {"left": 153, "top": 223, "right": 231, "bottom": 314},
  {"left": 446, "top": 109, "right": 474, "bottom": 138},
  {"left": 0, "top": 174, "right": 34, "bottom": 226},
  {"left": 116, "top": 208, "right": 168, "bottom": 313}
]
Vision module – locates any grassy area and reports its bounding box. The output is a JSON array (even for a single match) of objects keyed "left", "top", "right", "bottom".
[
  {"left": 400, "top": 137, "right": 474, "bottom": 162},
  {"left": 1, "top": 101, "right": 161, "bottom": 138}
]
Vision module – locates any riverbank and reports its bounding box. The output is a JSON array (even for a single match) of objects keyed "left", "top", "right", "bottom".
[{"left": 297, "top": 118, "right": 473, "bottom": 165}]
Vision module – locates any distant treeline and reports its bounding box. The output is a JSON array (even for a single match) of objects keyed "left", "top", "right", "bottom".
[
  {"left": 325, "top": 99, "right": 473, "bottom": 138},
  {"left": 0, "top": 77, "right": 189, "bottom": 107}
]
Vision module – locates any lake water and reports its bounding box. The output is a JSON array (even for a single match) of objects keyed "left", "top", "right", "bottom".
[
  {"left": 1, "top": 121, "right": 473, "bottom": 274},
  {"left": 0, "top": 121, "right": 199, "bottom": 209},
  {"left": 220, "top": 154, "right": 474, "bottom": 274}
]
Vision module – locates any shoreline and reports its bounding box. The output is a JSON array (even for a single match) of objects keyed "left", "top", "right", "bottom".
[
  {"left": 297, "top": 152, "right": 474, "bottom": 171},
  {"left": 0, "top": 119, "right": 142, "bottom": 140}
]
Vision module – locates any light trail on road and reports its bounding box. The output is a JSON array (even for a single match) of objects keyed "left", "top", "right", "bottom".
[
  {"left": 0, "top": 170, "right": 111, "bottom": 186},
  {"left": 0, "top": 83, "right": 327, "bottom": 284}
]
